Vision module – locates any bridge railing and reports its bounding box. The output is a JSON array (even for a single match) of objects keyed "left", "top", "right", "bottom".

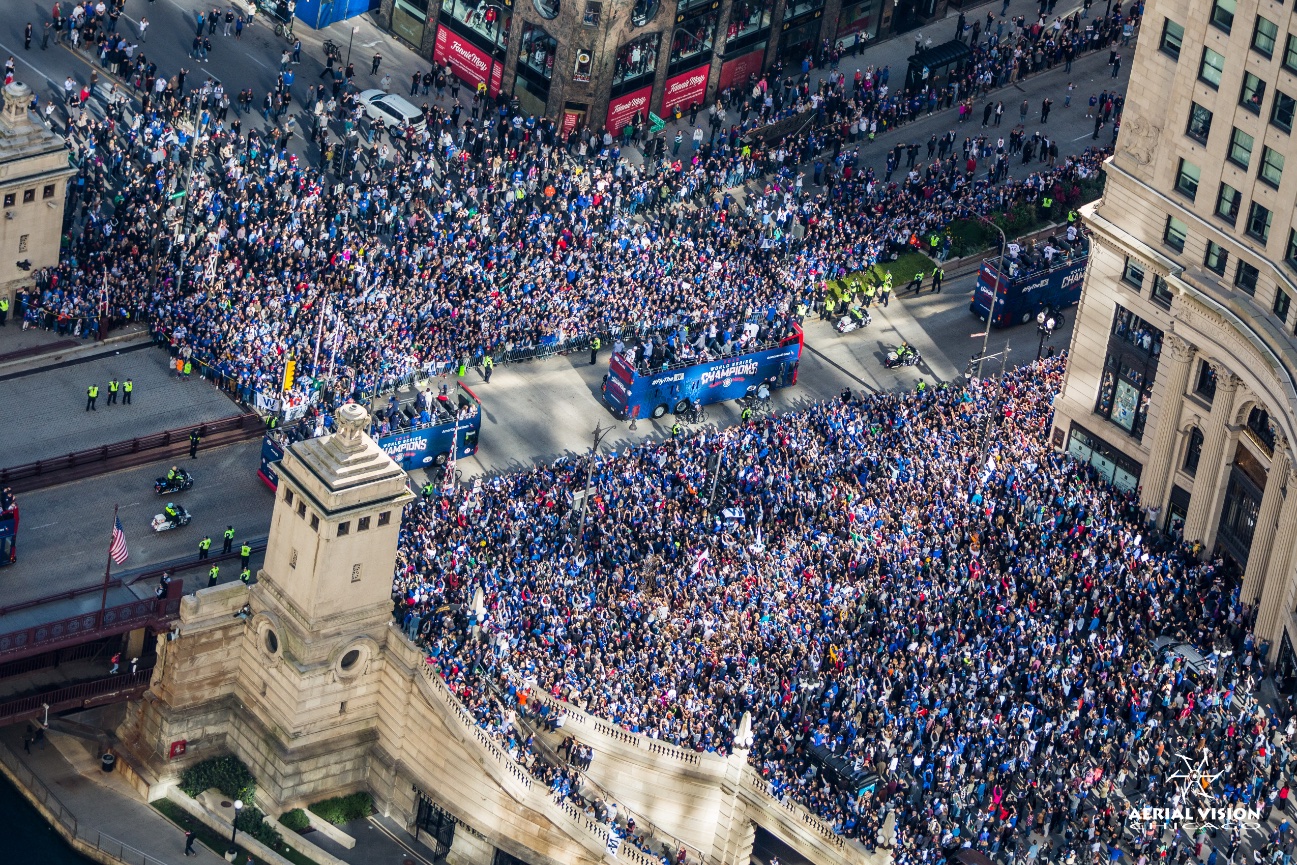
[
  {"left": 0, "top": 666, "right": 155, "bottom": 727},
  {"left": 0, "top": 583, "right": 182, "bottom": 662}
]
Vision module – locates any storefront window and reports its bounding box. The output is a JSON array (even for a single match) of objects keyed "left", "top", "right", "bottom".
[
  {"left": 1111, "top": 306, "right": 1164, "bottom": 357},
  {"left": 440, "top": 0, "right": 511, "bottom": 53},
  {"left": 392, "top": 0, "right": 430, "bottom": 46},
  {"left": 677, "top": 0, "right": 714, "bottom": 12},
  {"left": 613, "top": 32, "right": 660, "bottom": 88},
  {"left": 670, "top": 11, "right": 719, "bottom": 67},
  {"left": 519, "top": 23, "right": 558, "bottom": 81},
  {"left": 631, "top": 0, "right": 660, "bottom": 26},
  {"left": 836, "top": 0, "right": 879, "bottom": 42},
  {"left": 533, "top": 0, "right": 560, "bottom": 19},
  {"left": 1066, "top": 425, "right": 1143, "bottom": 493},
  {"left": 726, "top": 0, "right": 770, "bottom": 42},
  {"left": 784, "top": 0, "right": 825, "bottom": 21},
  {"left": 777, "top": 16, "right": 820, "bottom": 59}
]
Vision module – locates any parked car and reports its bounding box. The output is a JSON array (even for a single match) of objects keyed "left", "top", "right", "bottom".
[
  {"left": 1152, "top": 635, "right": 1213, "bottom": 679},
  {"left": 357, "top": 90, "right": 426, "bottom": 132}
]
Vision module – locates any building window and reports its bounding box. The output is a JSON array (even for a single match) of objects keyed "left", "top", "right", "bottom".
[
  {"left": 1161, "top": 18, "right": 1184, "bottom": 59},
  {"left": 21, "top": 189, "right": 33, "bottom": 204},
  {"left": 1260, "top": 146, "right": 1285, "bottom": 188},
  {"left": 533, "top": 0, "right": 559, "bottom": 18},
  {"left": 337, "top": 521, "right": 350, "bottom": 537},
  {"left": 1174, "top": 159, "right": 1201, "bottom": 199},
  {"left": 669, "top": 10, "right": 721, "bottom": 71},
  {"left": 285, "top": 488, "right": 295, "bottom": 505},
  {"left": 378, "top": 511, "right": 392, "bottom": 526},
  {"left": 1196, "top": 360, "right": 1218, "bottom": 401},
  {"left": 1287, "top": 228, "right": 1297, "bottom": 272},
  {"left": 582, "top": 1, "right": 601, "bottom": 25},
  {"left": 1112, "top": 306, "right": 1165, "bottom": 357},
  {"left": 1199, "top": 48, "right": 1226, "bottom": 88},
  {"left": 1229, "top": 128, "right": 1255, "bottom": 168},
  {"left": 728, "top": 2, "right": 771, "bottom": 42},
  {"left": 1216, "top": 183, "right": 1243, "bottom": 225},
  {"left": 1184, "top": 428, "right": 1205, "bottom": 475},
  {"left": 1273, "top": 91, "right": 1297, "bottom": 134},
  {"left": 630, "top": 0, "right": 659, "bottom": 26},
  {"left": 1254, "top": 16, "right": 1279, "bottom": 57},
  {"left": 1152, "top": 276, "right": 1174, "bottom": 308},
  {"left": 310, "top": 513, "right": 320, "bottom": 531},
  {"left": 1164, "top": 215, "right": 1188, "bottom": 252},
  {"left": 1246, "top": 202, "right": 1272, "bottom": 243},
  {"left": 1096, "top": 308, "right": 1164, "bottom": 440},
  {"left": 42, "top": 184, "right": 54, "bottom": 199},
  {"left": 358, "top": 516, "right": 371, "bottom": 531},
  {"left": 1236, "top": 259, "right": 1261, "bottom": 294},
  {"left": 1123, "top": 258, "right": 1146, "bottom": 288},
  {"left": 612, "top": 32, "right": 660, "bottom": 90},
  {"left": 1187, "top": 103, "right": 1214, "bottom": 142},
  {"left": 1241, "top": 73, "right": 1267, "bottom": 113},
  {"left": 2, "top": 194, "right": 13, "bottom": 208},
  {"left": 519, "top": 23, "right": 558, "bottom": 82},
  {"left": 1205, "top": 241, "right": 1229, "bottom": 274},
  {"left": 1211, "top": 0, "right": 1235, "bottom": 33},
  {"left": 1066, "top": 425, "right": 1144, "bottom": 492},
  {"left": 1249, "top": 406, "right": 1277, "bottom": 452},
  {"left": 1275, "top": 288, "right": 1291, "bottom": 322},
  {"left": 1286, "top": 34, "right": 1297, "bottom": 74},
  {"left": 297, "top": 502, "right": 307, "bottom": 519}
]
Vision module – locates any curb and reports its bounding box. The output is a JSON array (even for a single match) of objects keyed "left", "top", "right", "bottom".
[{"left": 0, "top": 329, "right": 152, "bottom": 379}]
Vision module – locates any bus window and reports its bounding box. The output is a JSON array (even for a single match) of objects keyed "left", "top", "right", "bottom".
[{"left": 463, "top": 431, "right": 479, "bottom": 448}]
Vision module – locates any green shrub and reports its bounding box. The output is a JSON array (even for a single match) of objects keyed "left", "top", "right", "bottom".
[
  {"left": 279, "top": 809, "right": 311, "bottom": 832},
  {"left": 179, "top": 756, "right": 257, "bottom": 805},
  {"left": 309, "top": 792, "right": 374, "bottom": 825},
  {"left": 237, "top": 806, "right": 284, "bottom": 849}
]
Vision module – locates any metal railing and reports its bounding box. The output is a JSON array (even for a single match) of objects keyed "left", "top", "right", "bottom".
[
  {"left": 0, "top": 414, "right": 261, "bottom": 492},
  {"left": 0, "top": 587, "right": 182, "bottom": 663},
  {"left": 0, "top": 740, "right": 174, "bottom": 865},
  {"left": 0, "top": 666, "right": 155, "bottom": 726}
]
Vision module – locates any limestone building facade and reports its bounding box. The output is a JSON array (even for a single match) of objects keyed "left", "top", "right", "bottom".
[
  {"left": 1052, "top": 0, "right": 1297, "bottom": 677},
  {"left": 373, "top": 0, "right": 949, "bottom": 133},
  {"left": 115, "top": 405, "right": 880, "bottom": 865},
  {"left": 0, "top": 82, "right": 75, "bottom": 309}
]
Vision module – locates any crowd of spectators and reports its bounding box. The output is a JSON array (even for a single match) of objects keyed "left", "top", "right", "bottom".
[{"left": 396, "top": 357, "right": 1294, "bottom": 863}]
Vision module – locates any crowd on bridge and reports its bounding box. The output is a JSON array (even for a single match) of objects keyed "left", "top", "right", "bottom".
[
  {"left": 14, "top": 0, "right": 1114, "bottom": 407},
  {"left": 395, "top": 357, "right": 1297, "bottom": 864}
]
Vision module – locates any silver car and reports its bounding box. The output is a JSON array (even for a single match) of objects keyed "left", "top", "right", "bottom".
[{"left": 357, "top": 89, "right": 426, "bottom": 133}]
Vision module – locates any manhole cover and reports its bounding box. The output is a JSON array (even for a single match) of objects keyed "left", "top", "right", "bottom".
[{"left": 220, "top": 801, "right": 232, "bottom": 808}]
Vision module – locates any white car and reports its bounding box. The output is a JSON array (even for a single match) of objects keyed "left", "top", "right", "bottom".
[{"left": 357, "top": 90, "right": 426, "bottom": 133}]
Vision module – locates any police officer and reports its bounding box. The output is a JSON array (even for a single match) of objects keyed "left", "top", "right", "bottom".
[
  {"left": 878, "top": 280, "right": 892, "bottom": 308},
  {"left": 189, "top": 429, "right": 201, "bottom": 459},
  {"left": 208, "top": 564, "right": 220, "bottom": 587},
  {"left": 671, "top": 421, "right": 682, "bottom": 437},
  {"left": 86, "top": 383, "right": 99, "bottom": 411},
  {"left": 222, "top": 526, "right": 235, "bottom": 554},
  {"left": 198, "top": 536, "right": 212, "bottom": 560},
  {"left": 740, "top": 405, "right": 753, "bottom": 421},
  {"left": 421, "top": 480, "right": 435, "bottom": 499},
  {"left": 239, "top": 567, "right": 252, "bottom": 585},
  {"left": 483, "top": 354, "right": 493, "bottom": 383},
  {"left": 122, "top": 378, "right": 133, "bottom": 404},
  {"left": 240, "top": 542, "right": 252, "bottom": 569},
  {"left": 107, "top": 378, "right": 119, "bottom": 405},
  {"left": 0, "top": 294, "right": 9, "bottom": 326},
  {"left": 590, "top": 336, "right": 601, "bottom": 366},
  {"left": 909, "top": 270, "right": 924, "bottom": 294},
  {"left": 931, "top": 266, "right": 944, "bottom": 294}
]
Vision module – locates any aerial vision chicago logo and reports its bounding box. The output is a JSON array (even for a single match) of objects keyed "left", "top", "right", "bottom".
[{"left": 1129, "top": 754, "right": 1261, "bottom": 833}]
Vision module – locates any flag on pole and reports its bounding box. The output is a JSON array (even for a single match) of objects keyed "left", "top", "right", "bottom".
[{"left": 109, "top": 516, "right": 129, "bottom": 564}]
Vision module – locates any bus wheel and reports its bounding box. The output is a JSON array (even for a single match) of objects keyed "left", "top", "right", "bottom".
[
  {"left": 651, "top": 404, "right": 668, "bottom": 419},
  {"left": 1020, "top": 310, "right": 1034, "bottom": 324},
  {"left": 673, "top": 399, "right": 692, "bottom": 414},
  {"left": 434, "top": 454, "right": 447, "bottom": 466}
]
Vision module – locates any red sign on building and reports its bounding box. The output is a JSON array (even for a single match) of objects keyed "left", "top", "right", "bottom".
[
  {"left": 433, "top": 26, "right": 503, "bottom": 98},
  {"left": 660, "top": 65, "right": 710, "bottom": 116},
  {"left": 169, "top": 740, "right": 188, "bottom": 759},
  {"left": 562, "top": 109, "right": 585, "bottom": 138},
  {"left": 718, "top": 48, "right": 766, "bottom": 93},
  {"left": 605, "top": 84, "right": 653, "bottom": 135}
]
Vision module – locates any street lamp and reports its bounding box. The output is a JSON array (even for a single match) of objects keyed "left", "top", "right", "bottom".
[
  {"left": 345, "top": 25, "right": 359, "bottom": 68},
  {"left": 226, "top": 799, "right": 244, "bottom": 860},
  {"left": 1035, "top": 309, "right": 1062, "bottom": 360},
  {"left": 974, "top": 216, "right": 1008, "bottom": 380}
]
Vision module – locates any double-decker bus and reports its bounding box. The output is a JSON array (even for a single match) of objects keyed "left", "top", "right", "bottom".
[
  {"left": 258, "top": 383, "right": 482, "bottom": 489},
  {"left": 601, "top": 324, "right": 803, "bottom": 420},
  {"left": 970, "top": 233, "right": 1090, "bottom": 328}
]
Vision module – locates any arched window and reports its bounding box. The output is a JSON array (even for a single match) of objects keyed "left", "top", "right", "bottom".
[
  {"left": 1247, "top": 406, "right": 1276, "bottom": 453},
  {"left": 1183, "top": 428, "right": 1204, "bottom": 475}
]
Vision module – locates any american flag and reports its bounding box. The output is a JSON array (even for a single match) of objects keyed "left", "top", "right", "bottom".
[{"left": 109, "top": 516, "right": 129, "bottom": 564}]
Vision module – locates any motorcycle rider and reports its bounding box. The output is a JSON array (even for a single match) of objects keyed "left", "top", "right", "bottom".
[
  {"left": 164, "top": 502, "right": 180, "bottom": 525},
  {"left": 166, "top": 466, "right": 179, "bottom": 484}
]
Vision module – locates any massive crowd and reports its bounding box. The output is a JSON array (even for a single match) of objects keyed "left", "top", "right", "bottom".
[
  {"left": 397, "top": 358, "right": 1293, "bottom": 864},
  {"left": 18, "top": 0, "right": 1114, "bottom": 406}
]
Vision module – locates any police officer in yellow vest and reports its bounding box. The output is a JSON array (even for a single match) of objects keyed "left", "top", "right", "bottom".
[
  {"left": 589, "top": 337, "right": 601, "bottom": 366},
  {"left": 0, "top": 295, "right": 9, "bottom": 326},
  {"left": 123, "top": 379, "right": 133, "bottom": 405},
  {"left": 223, "top": 526, "right": 235, "bottom": 554},
  {"left": 1067, "top": 209, "right": 1078, "bottom": 225},
  {"left": 198, "top": 536, "right": 212, "bottom": 559},
  {"left": 909, "top": 270, "right": 924, "bottom": 294},
  {"left": 483, "top": 354, "right": 494, "bottom": 383},
  {"left": 862, "top": 281, "right": 877, "bottom": 307},
  {"left": 931, "top": 266, "right": 944, "bottom": 294},
  {"left": 107, "top": 378, "right": 119, "bottom": 405},
  {"left": 240, "top": 567, "right": 252, "bottom": 585},
  {"left": 208, "top": 565, "right": 220, "bottom": 587},
  {"left": 671, "top": 421, "right": 682, "bottom": 437},
  {"left": 86, "top": 383, "right": 99, "bottom": 411},
  {"left": 240, "top": 543, "right": 252, "bottom": 568},
  {"left": 1040, "top": 194, "right": 1054, "bottom": 218},
  {"left": 741, "top": 406, "right": 753, "bottom": 421}
]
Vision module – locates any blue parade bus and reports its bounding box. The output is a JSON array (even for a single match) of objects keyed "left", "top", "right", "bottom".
[
  {"left": 601, "top": 323, "right": 803, "bottom": 420},
  {"left": 258, "top": 383, "right": 482, "bottom": 489},
  {"left": 970, "top": 234, "right": 1090, "bottom": 328}
]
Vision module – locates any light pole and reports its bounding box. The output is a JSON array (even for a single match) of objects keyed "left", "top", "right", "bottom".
[
  {"left": 226, "top": 799, "right": 244, "bottom": 859},
  {"left": 174, "top": 103, "right": 206, "bottom": 298},
  {"left": 578, "top": 421, "right": 612, "bottom": 541},
  {"left": 345, "top": 25, "right": 358, "bottom": 68},
  {"left": 1035, "top": 309, "right": 1061, "bottom": 360},
  {"left": 974, "top": 216, "right": 1008, "bottom": 380}
]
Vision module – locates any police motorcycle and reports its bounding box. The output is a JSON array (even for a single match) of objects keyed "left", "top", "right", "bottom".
[
  {"left": 151, "top": 502, "right": 192, "bottom": 532},
  {"left": 155, "top": 466, "right": 195, "bottom": 495},
  {"left": 835, "top": 304, "right": 873, "bottom": 334},
  {"left": 884, "top": 342, "right": 922, "bottom": 369},
  {"left": 736, "top": 378, "right": 773, "bottom": 410}
]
